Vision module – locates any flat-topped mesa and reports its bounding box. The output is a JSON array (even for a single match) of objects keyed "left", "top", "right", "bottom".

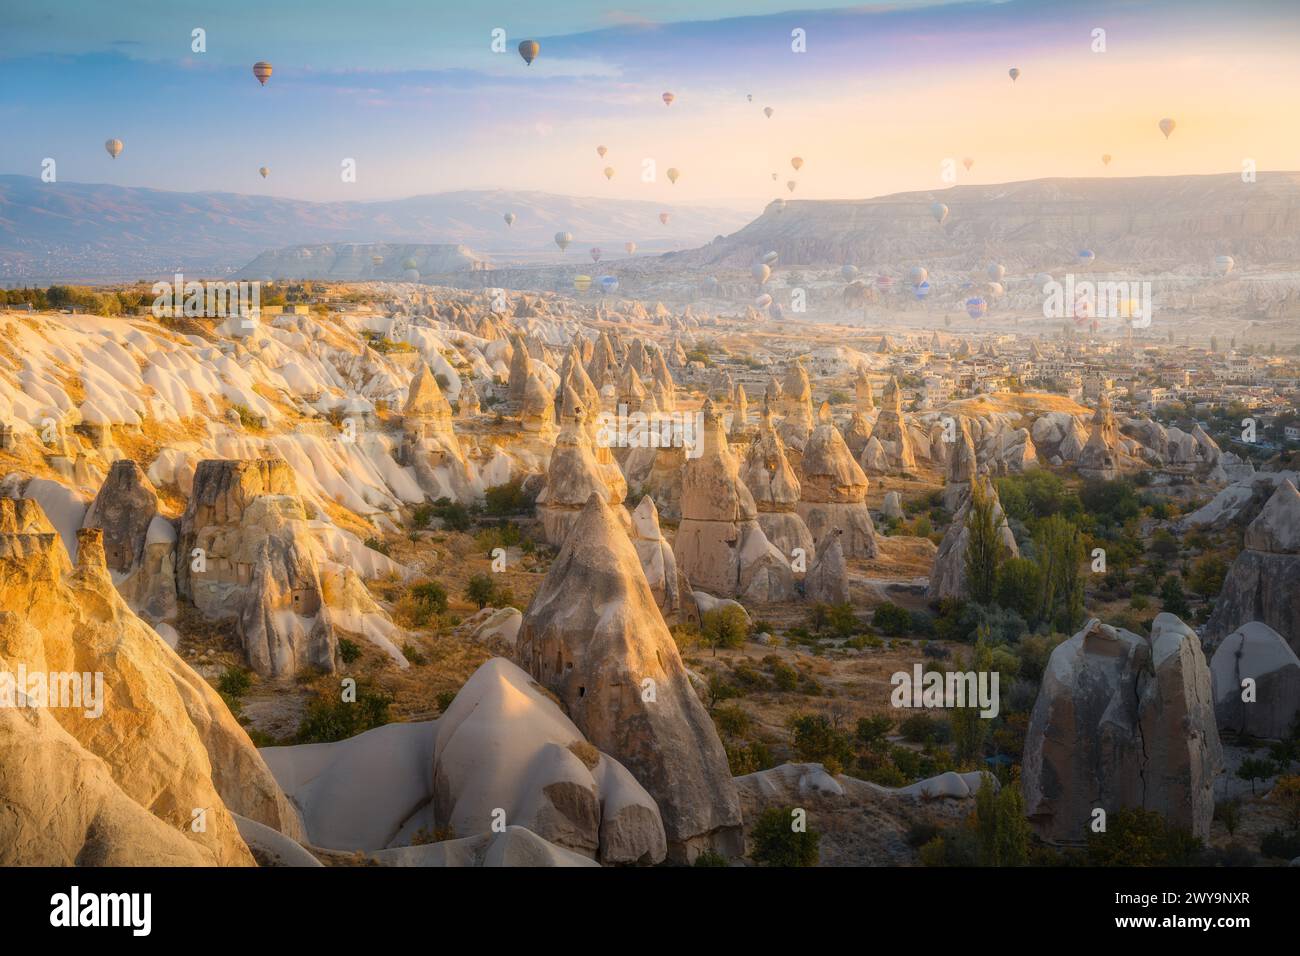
[
  {"left": 796, "top": 420, "right": 878, "bottom": 559},
  {"left": 518, "top": 494, "right": 743, "bottom": 862},
  {"left": 927, "top": 477, "right": 1019, "bottom": 600},
  {"left": 1204, "top": 479, "right": 1300, "bottom": 654},
  {"left": 178, "top": 458, "right": 336, "bottom": 677},
  {"left": 80, "top": 458, "right": 178, "bottom": 624},
  {"left": 862, "top": 375, "right": 916, "bottom": 475},
  {"left": 741, "top": 404, "right": 815, "bottom": 559},
  {"left": 675, "top": 400, "right": 795, "bottom": 602},
  {"left": 1022, "top": 614, "right": 1223, "bottom": 844},
  {"left": 536, "top": 385, "right": 628, "bottom": 547}
]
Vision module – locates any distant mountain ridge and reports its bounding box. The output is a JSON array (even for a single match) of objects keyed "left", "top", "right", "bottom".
[
  {"left": 664, "top": 172, "right": 1300, "bottom": 274},
  {"left": 0, "top": 175, "right": 754, "bottom": 283},
  {"left": 237, "top": 243, "right": 485, "bottom": 280}
]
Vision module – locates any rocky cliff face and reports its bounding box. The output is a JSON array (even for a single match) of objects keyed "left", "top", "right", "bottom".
[
  {"left": 1204, "top": 479, "right": 1300, "bottom": 655},
  {"left": 1022, "top": 615, "right": 1222, "bottom": 844},
  {"left": 518, "top": 494, "right": 744, "bottom": 862},
  {"left": 239, "top": 242, "right": 486, "bottom": 280},
  {"left": 0, "top": 502, "right": 304, "bottom": 865}
]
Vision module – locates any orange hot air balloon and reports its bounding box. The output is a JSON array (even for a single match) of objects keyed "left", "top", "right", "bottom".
[
  {"left": 666, "top": 167, "right": 680, "bottom": 184},
  {"left": 791, "top": 156, "right": 803, "bottom": 171},
  {"left": 518, "top": 40, "right": 539, "bottom": 65},
  {"left": 603, "top": 166, "right": 615, "bottom": 180},
  {"left": 659, "top": 212, "right": 670, "bottom": 225},
  {"left": 1101, "top": 154, "right": 1112, "bottom": 166},
  {"left": 259, "top": 166, "right": 269, "bottom": 178},
  {"left": 786, "top": 180, "right": 797, "bottom": 193},
  {"left": 596, "top": 145, "right": 607, "bottom": 158},
  {"left": 624, "top": 242, "right": 636, "bottom": 255},
  {"left": 104, "top": 139, "right": 123, "bottom": 159},
  {"left": 253, "top": 61, "right": 273, "bottom": 86},
  {"left": 962, "top": 157, "right": 974, "bottom": 172},
  {"left": 763, "top": 106, "right": 774, "bottom": 118},
  {"left": 1158, "top": 117, "right": 1176, "bottom": 139},
  {"left": 662, "top": 91, "right": 675, "bottom": 106}
]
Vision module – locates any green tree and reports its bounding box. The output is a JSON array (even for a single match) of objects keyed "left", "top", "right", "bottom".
[
  {"left": 465, "top": 573, "right": 496, "bottom": 610},
  {"left": 1034, "top": 514, "right": 1084, "bottom": 632},
  {"left": 995, "top": 557, "right": 1042, "bottom": 623},
  {"left": 1160, "top": 574, "right": 1190, "bottom": 618},
  {"left": 1086, "top": 808, "right": 1202, "bottom": 866},
  {"left": 951, "top": 633, "right": 993, "bottom": 764},
  {"left": 963, "top": 482, "right": 1004, "bottom": 604},
  {"left": 787, "top": 713, "right": 855, "bottom": 774},
  {"left": 700, "top": 605, "right": 749, "bottom": 656},
  {"left": 750, "top": 807, "right": 820, "bottom": 867},
  {"left": 975, "top": 772, "right": 1030, "bottom": 866}
]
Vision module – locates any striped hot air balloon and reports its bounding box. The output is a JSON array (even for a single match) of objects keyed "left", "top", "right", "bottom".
[{"left": 253, "top": 61, "right": 273, "bottom": 85}]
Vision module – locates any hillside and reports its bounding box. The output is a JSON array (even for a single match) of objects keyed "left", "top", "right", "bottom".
[
  {"left": 0, "top": 176, "right": 754, "bottom": 283},
  {"left": 663, "top": 172, "right": 1300, "bottom": 273},
  {"left": 238, "top": 243, "right": 487, "bottom": 280}
]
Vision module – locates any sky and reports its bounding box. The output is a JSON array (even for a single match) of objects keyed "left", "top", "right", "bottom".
[{"left": 2, "top": 0, "right": 1298, "bottom": 206}]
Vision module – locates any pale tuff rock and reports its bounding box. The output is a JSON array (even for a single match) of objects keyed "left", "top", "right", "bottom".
[
  {"left": 942, "top": 416, "right": 979, "bottom": 512},
  {"left": 507, "top": 334, "right": 534, "bottom": 403},
  {"left": 560, "top": 343, "right": 602, "bottom": 432},
  {"left": 863, "top": 377, "right": 916, "bottom": 474},
  {"left": 0, "top": 512, "right": 304, "bottom": 865},
  {"left": 432, "top": 658, "right": 666, "bottom": 864},
  {"left": 1022, "top": 615, "right": 1223, "bottom": 844},
  {"left": 457, "top": 380, "right": 480, "bottom": 418},
  {"left": 519, "top": 494, "right": 744, "bottom": 861},
  {"left": 854, "top": 364, "right": 875, "bottom": 411},
  {"left": 1210, "top": 622, "right": 1300, "bottom": 739},
  {"left": 373, "top": 826, "right": 599, "bottom": 867},
  {"left": 777, "top": 360, "right": 814, "bottom": 467},
  {"left": 536, "top": 386, "right": 628, "bottom": 547},
  {"left": 617, "top": 363, "right": 648, "bottom": 411},
  {"left": 741, "top": 403, "right": 815, "bottom": 560},
  {"left": 648, "top": 344, "right": 677, "bottom": 412},
  {"left": 980, "top": 426, "right": 1038, "bottom": 476},
  {"left": 629, "top": 496, "right": 696, "bottom": 626},
  {"left": 1077, "top": 393, "right": 1135, "bottom": 480},
  {"left": 400, "top": 362, "right": 476, "bottom": 502},
  {"left": 675, "top": 401, "right": 795, "bottom": 603},
  {"left": 731, "top": 383, "right": 749, "bottom": 436},
  {"left": 669, "top": 337, "right": 688, "bottom": 367},
  {"left": 0, "top": 496, "right": 56, "bottom": 534},
  {"left": 881, "top": 490, "right": 905, "bottom": 522},
  {"left": 80, "top": 459, "right": 178, "bottom": 624},
  {"left": 587, "top": 330, "right": 618, "bottom": 389},
  {"left": 796, "top": 421, "right": 878, "bottom": 559},
  {"left": 927, "top": 478, "right": 1018, "bottom": 600},
  {"left": 1031, "top": 411, "right": 1090, "bottom": 463},
  {"left": 1181, "top": 471, "right": 1299, "bottom": 532},
  {"left": 520, "top": 369, "right": 557, "bottom": 441},
  {"left": 1204, "top": 479, "right": 1300, "bottom": 654},
  {"left": 843, "top": 411, "right": 874, "bottom": 459},
  {"left": 804, "top": 533, "right": 850, "bottom": 604}
]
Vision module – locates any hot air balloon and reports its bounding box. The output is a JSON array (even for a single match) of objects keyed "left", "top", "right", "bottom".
[
  {"left": 104, "top": 139, "right": 123, "bottom": 159},
  {"left": 554, "top": 232, "right": 573, "bottom": 251},
  {"left": 401, "top": 257, "right": 419, "bottom": 270},
  {"left": 791, "top": 156, "right": 804, "bottom": 171},
  {"left": 666, "top": 168, "right": 680, "bottom": 184},
  {"left": 573, "top": 275, "right": 592, "bottom": 293},
  {"left": 786, "top": 180, "right": 797, "bottom": 193},
  {"left": 1215, "top": 254, "right": 1235, "bottom": 275},
  {"left": 842, "top": 265, "right": 859, "bottom": 280},
  {"left": 987, "top": 263, "right": 1005, "bottom": 282},
  {"left": 930, "top": 202, "right": 948, "bottom": 224},
  {"left": 909, "top": 266, "right": 929, "bottom": 285},
  {"left": 518, "top": 40, "right": 539, "bottom": 65},
  {"left": 596, "top": 145, "right": 607, "bottom": 158},
  {"left": 624, "top": 242, "right": 637, "bottom": 255},
  {"left": 752, "top": 263, "right": 771, "bottom": 284},
  {"left": 1158, "top": 117, "right": 1176, "bottom": 139},
  {"left": 659, "top": 212, "right": 670, "bottom": 225},
  {"left": 914, "top": 281, "right": 931, "bottom": 300},
  {"left": 963, "top": 157, "right": 974, "bottom": 172},
  {"left": 603, "top": 166, "right": 615, "bottom": 180},
  {"left": 259, "top": 166, "right": 269, "bottom": 179},
  {"left": 754, "top": 293, "right": 772, "bottom": 309},
  {"left": 253, "top": 61, "right": 273, "bottom": 86},
  {"left": 762, "top": 251, "right": 779, "bottom": 265},
  {"left": 371, "top": 255, "right": 383, "bottom": 265},
  {"left": 1009, "top": 67, "right": 1020, "bottom": 82},
  {"left": 1077, "top": 249, "right": 1095, "bottom": 265},
  {"left": 771, "top": 173, "right": 779, "bottom": 181},
  {"left": 589, "top": 247, "right": 602, "bottom": 263},
  {"left": 764, "top": 106, "right": 774, "bottom": 118},
  {"left": 662, "top": 92, "right": 675, "bottom": 106},
  {"left": 965, "top": 297, "right": 987, "bottom": 319},
  {"left": 599, "top": 276, "right": 619, "bottom": 294},
  {"left": 747, "top": 93, "right": 753, "bottom": 102},
  {"left": 876, "top": 275, "right": 895, "bottom": 290},
  {"left": 987, "top": 282, "right": 1004, "bottom": 298},
  {"left": 504, "top": 212, "right": 516, "bottom": 226},
  {"left": 1101, "top": 154, "right": 1112, "bottom": 166}
]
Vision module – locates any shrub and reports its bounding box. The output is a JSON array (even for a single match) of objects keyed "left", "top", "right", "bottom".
[
  {"left": 700, "top": 604, "right": 750, "bottom": 655},
  {"left": 787, "top": 713, "right": 855, "bottom": 774},
  {"left": 692, "top": 850, "right": 728, "bottom": 867},
  {"left": 770, "top": 660, "right": 799, "bottom": 691},
  {"left": 217, "top": 667, "right": 252, "bottom": 699},
  {"left": 337, "top": 637, "right": 362, "bottom": 664},
  {"left": 466, "top": 573, "right": 497, "bottom": 609},
  {"left": 712, "top": 704, "right": 752, "bottom": 738},
  {"left": 295, "top": 687, "right": 393, "bottom": 744},
  {"left": 482, "top": 478, "right": 536, "bottom": 516},
  {"left": 749, "top": 807, "right": 820, "bottom": 867},
  {"left": 411, "top": 581, "right": 449, "bottom": 615},
  {"left": 1260, "top": 828, "right": 1300, "bottom": 860},
  {"left": 435, "top": 690, "right": 457, "bottom": 713},
  {"left": 899, "top": 713, "right": 949, "bottom": 745},
  {"left": 363, "top": 536, "right": 392, "bottom": 557},
  {"left": 1086, "top": 808, "right": 1202, "bottom": 866},
  {"left": 872, "top": 601, "right": 913, "bottom": 637}
]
